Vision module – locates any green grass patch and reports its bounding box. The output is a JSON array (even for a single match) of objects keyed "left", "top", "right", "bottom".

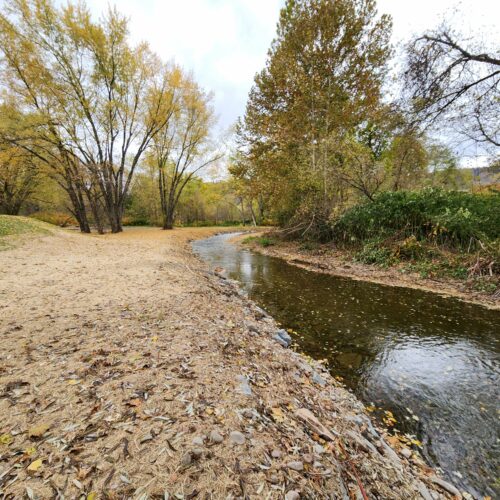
[
  {"left": 242, "top": 235, "right": 276, "bottom": 247},
  {"left": 0, "top": 215, "right": 52, "bottom": 238}
]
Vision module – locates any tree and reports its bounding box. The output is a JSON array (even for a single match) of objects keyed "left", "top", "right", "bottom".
[
  {"left": 235, "top": 0, "right": 392, "bottom": 228},
  {"left": 425, "top": 143, "right": 474, "bottom": 190},
  {"left": 332, "top": 134, "right": 386, "bottom": 201},
  {"left": 152, "top": 76, "right": 221, "bottom": 229},
  {"left": 0, "top": 0, "right": 180, "bottom": 232},
  {"left": 386, "top": 132, "right": 428, "bottom": 191},
  {"left": 0, "top": 143, "right": 39, "bottom": 215},
  {"left": 404, "top": 24, "right": 500, "bottom": 151}
]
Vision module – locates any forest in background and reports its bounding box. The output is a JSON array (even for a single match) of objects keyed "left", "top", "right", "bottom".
[{"left": 0, "top": 0, "right": 498, "bottom": 239}]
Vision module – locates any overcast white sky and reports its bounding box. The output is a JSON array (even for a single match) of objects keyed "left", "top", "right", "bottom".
[
  {"left": 81, "top": 0, "right": 498, "bottom": 132},
  {"left": 81, "top": 0, "right": 499, "bottom": 168}
]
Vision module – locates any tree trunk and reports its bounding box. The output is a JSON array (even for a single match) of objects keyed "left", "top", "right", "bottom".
[
  {"left": 163, "top": 194, "right": 175, "bottom": 230},
  {"left": 249, "top": 202, "right": 257, "bottom": 226},
  {"left": 65, "top": 182, "right": 91, "bottom": 233}
]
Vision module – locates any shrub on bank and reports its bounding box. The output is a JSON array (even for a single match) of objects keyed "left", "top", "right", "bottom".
[
  {"left": 30, "top": 211, "right": 78, "bottom": 227},
  {"left": 329, "top": 189, "right": 499, "bottom": 293},
  {"left": 332, "top": 188, "right": 500, "bottom": 250}
]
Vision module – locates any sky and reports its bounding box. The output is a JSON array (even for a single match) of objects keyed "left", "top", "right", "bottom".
[{"left": 80, "top": 0, "right": 498, "bottom": 167}]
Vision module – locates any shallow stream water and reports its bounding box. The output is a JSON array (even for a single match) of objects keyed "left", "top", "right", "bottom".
[{"left": 193, "top": 233, "right": 499, "bottom": 497}]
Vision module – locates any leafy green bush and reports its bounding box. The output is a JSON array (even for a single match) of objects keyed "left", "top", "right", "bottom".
[
  {"left": 259, "top": 237, "right": 275, "bottom": 247},
  {"left": 354, "top": 240, "right": 396, "bottom": 267},
  {"left": 242, "top": 235, "right": 275, "bottom": 247},
  {"left": 333, "top": 188, "right": 500, "bottom": 250},
  {"left": 122, "top": 215, "right": 152, "bottom": 226}
]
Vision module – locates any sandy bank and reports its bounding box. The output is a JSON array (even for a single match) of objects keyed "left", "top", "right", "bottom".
[{"left": 0, "top": 227, "right": 459, "bottom": 498}]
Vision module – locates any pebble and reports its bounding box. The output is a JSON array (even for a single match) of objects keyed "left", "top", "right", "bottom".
[
  {"left": 313, "top": 444, "right": 324, "bottom": 455},
  {"left": 276, "top": 328, "right": 292, "bottom": 346},
  {"left": 428, "top": 476, "right": 461, "bottom": 497},
  {"left": 286, "top": 461, "right": 304, "bottom": 471},
  {"left": 271, "top": 449, "right": 282, "bottom": 459},
  {"left": 191, "top": 448, "right": 203, "bottom": 459},
  {"left": 400, "top": 448, "right": 412, "bottom": 459},
  {"left": 192, "top": 436, "right": 205, "bottom": 446},
  {"left": 235, "top": 375, "right": 253, "bottom": 396},
  {"left": 248, "top": 324, "right": 260, "bottom": 334},
  {"left": 209, "top": 430, "right": 223, "bottom": 443},
  {"left": 285, "top": 491, "right": 300, "bottom": 500},
  {"left": 242, "top": 409, "right": 254, "bottom": 419},
  {"left": 299, "top": 362, "right": 313, "bottom": 374},
  {"left": 273, "top": 334, "right": 289, "bottom": 348},
  {"left": 303, "top": 453, "right": 314, "bottom": 464},
  {"left": 312, "top": 372, "right": 326, "bottom": 386},
  {"left": 254, "top": 307, "right": 269, "bottom": 319},
  {"left": 269, "top": 474, "right": 280, "bottom": 484},
  {"left": 181, "top": 452, "right": 192, "bottom": 466},
  {"left": 229, "top": 431, "right": 246, "bottom": 445}
]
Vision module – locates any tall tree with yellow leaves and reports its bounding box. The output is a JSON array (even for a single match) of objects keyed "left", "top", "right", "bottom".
[{"left": 0, "top": 0, "right": 183, "bottom": 232}]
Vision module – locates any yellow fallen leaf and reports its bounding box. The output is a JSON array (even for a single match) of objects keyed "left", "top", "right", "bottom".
[
  {"left": 271, "top": 407, "right": 285, "bottom": 423},
  {"left": 0, "top": 433, "right": 13, "bottom": 445},
  {"left": 87, "top": 492, "right": 97, "bottom": 500},
  {"left": 205, "top": 408, "right": 214, "bottom": 415},
  {"left": 24, "top": 446, "right": 37, "bottom": 456},
  {"left": 151, "top": 336, "right": 158, "bottom": 342},
  {"left": 67, "top": 379, "right": 80, "bottom": 385},
  {"left": 28, "top": 423, "right": 51, "bottom": 438},
  {"left": 27, "top": 459, "right": 43, "bottom": 472}
]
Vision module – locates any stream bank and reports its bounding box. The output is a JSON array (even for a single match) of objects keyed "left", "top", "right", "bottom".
[
  {"left": 196, "top": 232, "right": 499, "bottom": 498},
  {"left": 238, "top": 233, "right": 500, "bottom": 311},
  {"left": 1, "top": 226, "right": 459, "bottom": 498}
]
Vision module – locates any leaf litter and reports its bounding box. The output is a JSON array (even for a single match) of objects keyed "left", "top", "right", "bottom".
[{"left": 0, "top": 227, "right": 461, "bottom": 498}]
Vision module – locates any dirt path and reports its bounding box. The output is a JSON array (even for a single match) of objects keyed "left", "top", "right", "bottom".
[{"left": 0, "top": 228, "right": 458, "bottom": 498}]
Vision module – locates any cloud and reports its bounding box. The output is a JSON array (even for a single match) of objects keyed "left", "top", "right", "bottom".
[
  {"left": 79, "top": 0, "right": 499, "bottom": 138},
  {"left": 83, "top": 0, "right": 282, "bottom": 130}
]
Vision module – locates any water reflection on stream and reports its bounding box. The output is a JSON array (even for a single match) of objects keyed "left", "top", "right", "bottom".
[{"left": 193, "top": 233, "right": 500, "bottom": 497}]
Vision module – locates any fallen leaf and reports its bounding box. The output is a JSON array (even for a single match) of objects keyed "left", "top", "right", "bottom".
[
  {"left": 24, "top": 446, "right": 37, "bottom": 456},
  {"left": 128, "top": 398, "right": 142, "bottom": 407},
  {"left": 67, "top": 379, "right": 80, "bottom": 385},
  {"left": 271, "top": 407, "right": 285, "bottom": 423},
  {"left": 28, "top": 423, "right": 51, "bottom": 438},
  {"left": 0, "top": 433, "right": 13, "bottom": 445},
  {"left": 87, "top": 493, "right": 97, "bottom": 500},
  {"left": 27, "top": 459, "right": 43, "bottom": 472}
]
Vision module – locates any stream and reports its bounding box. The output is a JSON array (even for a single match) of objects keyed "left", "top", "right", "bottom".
[{"left": 193, "top": 233, "right": 499, "bottom": 497}]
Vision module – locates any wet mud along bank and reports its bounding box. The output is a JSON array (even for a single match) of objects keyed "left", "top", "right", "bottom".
[{"left": 0, "top": 227, "right": 460, "bottom": 498}]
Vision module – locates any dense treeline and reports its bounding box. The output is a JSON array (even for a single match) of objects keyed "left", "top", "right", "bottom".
[
  {"left": 0, "top": 0, "right": 498, "bottom": 237},
  {"left": 0, "top": 0, "right": 221, "bottom": 232},
  {"left": 233, "top": 0, "right": 499, "bottom": 241}
]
